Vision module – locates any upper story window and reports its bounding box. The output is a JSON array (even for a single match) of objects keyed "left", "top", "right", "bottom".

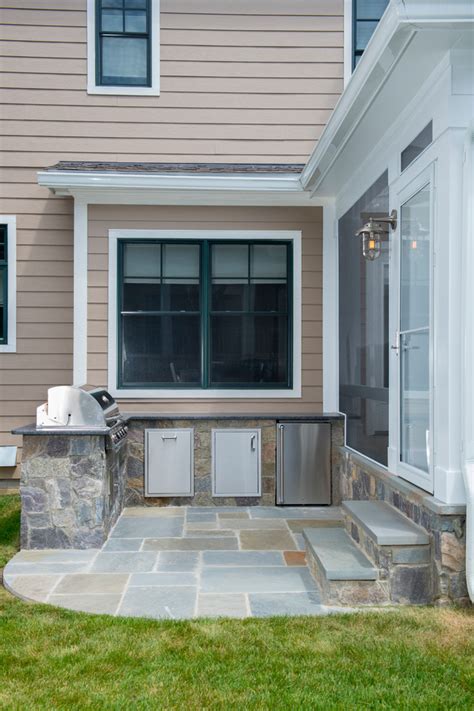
[
  {"left": 0, "top": 216, "right": 16, "bottom": 353},
  {"left": 97, "top": 0, "right": 151, "bottom": 87},
  {"left": 118, "top": 240, "right": 292, "bottom": 390},
  {"left": 87, "top": 0, "right": 160, "bottom": 95},
  {"left": 353, "top": 0, "right": 389, "bottom": 69}
]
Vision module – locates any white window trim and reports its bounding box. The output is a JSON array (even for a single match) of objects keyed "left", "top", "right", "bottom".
[
  {"left": 108, "top": 229, "right": 302, "bottom": 399},
  {"left": 87, "top": 0, "right": 160, "bottom": 96},
  {"left": 0, "top": 215, "right": 16, "bottom": 354}
]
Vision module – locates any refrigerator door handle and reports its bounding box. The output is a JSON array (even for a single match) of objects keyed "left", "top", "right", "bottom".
[{"left": 277, "top": 424, "right": 284, "bottom": 504}]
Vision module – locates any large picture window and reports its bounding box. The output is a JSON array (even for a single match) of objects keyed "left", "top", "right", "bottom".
[
  {"left": 96, "top": 0, "right": 151, "bottom": 86},
  {"left": 338, "top": 173, "right": 389, "bottom": 465},
  {"left": 118, "top": 240, "right": 292, "bottom": 389}
]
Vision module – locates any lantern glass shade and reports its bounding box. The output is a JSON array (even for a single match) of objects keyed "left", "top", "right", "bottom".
[{"left": 362, "top": 230, "right": 381, "bottom": 260}]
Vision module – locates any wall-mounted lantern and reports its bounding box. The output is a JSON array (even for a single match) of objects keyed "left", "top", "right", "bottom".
[{"left": 355, "top": 210, "right": 397, "bottom": 261}]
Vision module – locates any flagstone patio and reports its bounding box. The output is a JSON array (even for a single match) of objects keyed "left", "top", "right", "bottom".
[{"left": 4, "top": 506, "right": 347, "bottom": 619}]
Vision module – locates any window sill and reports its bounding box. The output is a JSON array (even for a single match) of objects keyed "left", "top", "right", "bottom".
[
  {"left": 87, "top": 84, "right": 160, "bottom": 97},
  {"left": 110, "top": 387, "right": 302, "bottom": 399},
  {"left": 0, "top": 344, "right": 16, "bottom": 353}
]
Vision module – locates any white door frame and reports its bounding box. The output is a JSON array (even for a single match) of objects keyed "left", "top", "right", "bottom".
[{"left": 390, "top": 162, "right": 436, "bottom": 493}]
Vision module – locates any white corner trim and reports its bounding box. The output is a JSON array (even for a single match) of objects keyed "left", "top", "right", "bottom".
[
  {"left": 73, "top": 201, "right": 88, "bottom": 386},
  {"left": 322, "top": 201, "right": 339, "bottom": 412},
  {"left": 87, "top": 0, "right": 160, "bottom": 96},
  {"left": 0, "top": 215, "right": 16, "bottom": 353},
  {"left": 108, "top": 229, "right": 302, "bottom": 399}
]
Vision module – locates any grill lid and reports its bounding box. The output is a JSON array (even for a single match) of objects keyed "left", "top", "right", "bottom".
[{"left": 36, "top": 384, "right": 121, "bottom": 429}]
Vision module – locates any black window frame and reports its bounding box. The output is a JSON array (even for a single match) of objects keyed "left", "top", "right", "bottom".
[
  {"left": 96, "top": 0, "right": 152, "bottom": 87},
  {"left": 352, "top": 0, "right": 389, "bottom": 70},
  {"left": 0, "top": 224, "right": 8, "bottom": 345},
  {"left": 117, "top": 239, "right": 293, "bottom": 390}
]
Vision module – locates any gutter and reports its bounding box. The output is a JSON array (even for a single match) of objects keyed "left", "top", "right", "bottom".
[
  {"left": 37, "top": 169, "right": 311, "bottom": 206},
  {"left": 37, "top": 169, "right": 305, "bottom": 195}
]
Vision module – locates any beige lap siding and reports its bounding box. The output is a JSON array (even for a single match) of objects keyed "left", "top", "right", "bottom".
[
  {"left": 0, "top": 192, "right": 74, "bottom": 482},
  {"left": 0, "top": 0, "right": 342, "bottom": 480},
  {"left": 88, "top": 205, "right": 322, "bottom": 414},
  {"left": 0, "top": 0, "right": 343, "bottom": 164}
]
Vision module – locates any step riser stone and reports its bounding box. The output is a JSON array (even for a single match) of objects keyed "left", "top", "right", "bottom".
[
  {"left": 306, "top": 547, "right": 389, "bottom": 606},
  {"left": 344, "top": 514, "right": 433, "bottom": 604}
]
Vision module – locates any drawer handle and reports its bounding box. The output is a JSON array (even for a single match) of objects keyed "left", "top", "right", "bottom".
[
  {"left": 162, "top": 434, "right": 177, "bottom": 440},
  {"left": 250, "top": 434, "right": 256, "bottom": 451}
]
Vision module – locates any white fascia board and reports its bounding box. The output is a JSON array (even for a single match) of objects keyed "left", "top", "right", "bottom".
[
  {"left": 300, "top": 0, "right": 474, "bottom": 193},
  {"left": 37, "top": 171, "right": 311, "bottom": 206}
]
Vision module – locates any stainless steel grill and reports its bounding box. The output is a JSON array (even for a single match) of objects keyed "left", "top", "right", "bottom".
[{"left": 36, "top": 385, "right": 128, "bottom": 447}]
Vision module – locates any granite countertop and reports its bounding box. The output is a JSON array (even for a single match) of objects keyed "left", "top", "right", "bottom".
[
  {"left": 12, "top": 413, "right": 343, "bottom": 435},
  {"left": 123, "top": 412, "right": 343, "bottom": 422}
]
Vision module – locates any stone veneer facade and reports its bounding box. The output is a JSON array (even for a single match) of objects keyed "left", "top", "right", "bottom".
[
  {"left": 20, "top": 434, "right": 126, "bottom": 549},
  {"left": 334, "top": 447, "right": 468, "bottom": 606}
]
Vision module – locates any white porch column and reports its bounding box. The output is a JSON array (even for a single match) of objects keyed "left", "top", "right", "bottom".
[
  {"left": 322, "top": 200, "right": 339, "bottom": 412},
  {"left": 73, "top": 199, "right": 88, "bottom": 386}
]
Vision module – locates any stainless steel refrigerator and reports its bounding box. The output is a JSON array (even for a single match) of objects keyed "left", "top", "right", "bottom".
[{"left": 277, "top": 422, "right": 331, "bottom": 505}]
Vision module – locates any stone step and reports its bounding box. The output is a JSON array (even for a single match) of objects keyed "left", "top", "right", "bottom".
[
  {"left": 303, "top": 527, "right": 377, "bottom": 581},
  {"left": 303, "top": 527, "right": 388, "bottom": 606},
  {"left": 342, "top": 500, "right": 429, "bottom": 547}
]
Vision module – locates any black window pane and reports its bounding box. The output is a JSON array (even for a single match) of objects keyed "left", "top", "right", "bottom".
[
  {"left": 162, "top": 282, "right": 200, "bottom": 311},
  {"left": 163, "top": 244, "right": 199, "bottom": 279},
  {"left": 101, "top": 36, "right": 148, "bottom": 85},
  {"left": 125, "top": 9, "right": 147, "bottom": 32},
  {"left": 401, "top": 122, "right": 433, "bottom": 172},
  {"left": 124, "top": 243, "right": 160, "bottom": 278},
  {"left": 212, "top": 244, "right": 248, "bottom": 278},
  {"left": 355, "top": 20, "right": 379, "bottom": 51},
  {"left": 250, "top": 282, "right": 287, "bottom": 312},
  {"left": 102, "top": 0, "right": 123, "bottom": 8},
  {"left": 125, "top": 0, "right": 147, "bottom": 7},
  {"left": 212, "top": 282, "right": 247, "bottom": 311},
  {"left": 101, "top": 8, "right": 123, "bottom": 31},
  {"left": 0, "top": 230, "right": 5, "bottom": 262},
  {"left": 122, "top": 243, "right": 160, "bottom": 310},
  {"left": 211, "top": 315, "right": 288, "bottom": 385},
  {"left": 356, "top": 0, "right": 388, "bottom": 20},
  {"left": 251, "top": 245, "right": 287, "bottom": 279},
  {"left": 121, "top": 314, "right": 201, "bottom": 385},
  {"left": 0, "top": 269, "right": 4, "bottom": 341},
  {"left": 123, "top": 282, "right": 160, "bottom": 311}
]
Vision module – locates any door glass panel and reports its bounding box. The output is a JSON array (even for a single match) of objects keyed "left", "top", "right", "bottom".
[
  {"left": 399, "top": 184, "right": 431, "bottom": 473},
  {"left": 400, "top": 187, "right": 430, "bottom": 331}
]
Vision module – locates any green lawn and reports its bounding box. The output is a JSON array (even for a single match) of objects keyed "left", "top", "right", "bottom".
[
  {"left": 0, "top": 494, "right": 20, "bottom": 568},
  {"left": 1, "top": 494, "right": 473, "bottom": 710}
]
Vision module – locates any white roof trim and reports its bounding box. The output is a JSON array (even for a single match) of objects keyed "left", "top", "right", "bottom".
[
  {"left": 37, "top": 170, "right": 313, "bottom": 206},
  {"left": 300, "top": 0, "right": 474, "bottom": 192}
]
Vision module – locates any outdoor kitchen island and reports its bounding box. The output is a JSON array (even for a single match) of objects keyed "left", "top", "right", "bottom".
[{"left": 13, "top": 406, "right": 344, "bottom": 550}]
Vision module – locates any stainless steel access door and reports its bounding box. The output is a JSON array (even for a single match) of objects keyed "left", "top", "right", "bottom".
[{"left": 277, "top": 422, "right": 331, "bottom": 505}]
